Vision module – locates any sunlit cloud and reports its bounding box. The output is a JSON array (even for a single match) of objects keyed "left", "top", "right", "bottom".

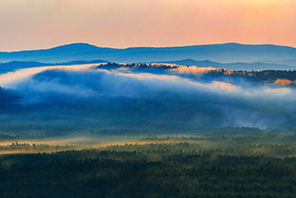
[
  {"left": 265, "top": 87, "right": 292, "bottom": 95},
  {"left": 274, "top": 79, "right": 296, "bottom": 86},
  {"left": 211, "top": 81, "right": 239, "bottom": 91}
]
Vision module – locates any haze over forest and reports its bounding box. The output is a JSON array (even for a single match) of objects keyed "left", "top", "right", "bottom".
[
  {"left": 1, "top": 43, "right": 296, "bottom": 138},
  {"left": 2, "top": 1, "right": 296, "bottom": 197}
]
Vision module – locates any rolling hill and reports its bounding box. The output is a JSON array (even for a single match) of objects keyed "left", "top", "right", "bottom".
[
  {"left": 0, "top": 60, "right": 108, "bottom": 73},
  {"left": 1, "top": 43, "right": 296, "bottom": 64},
  {"left": 159, "top": 59, "right": 296, "bottom": 71}
]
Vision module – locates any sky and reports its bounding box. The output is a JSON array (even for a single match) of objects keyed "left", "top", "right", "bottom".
[{"left": 0, "top": 0, "right": 295, "bottom": 51}]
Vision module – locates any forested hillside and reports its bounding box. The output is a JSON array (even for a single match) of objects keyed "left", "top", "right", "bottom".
[{"left": 1, "top": 147, "right": 296, "bottom": 198}]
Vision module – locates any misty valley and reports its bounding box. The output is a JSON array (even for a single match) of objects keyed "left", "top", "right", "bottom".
[
  {"left": 2, "top": 0, "right": 296, "bottom": 196},
  {"left": 1, "top": 59, "right": 296, "bottom": 197}
]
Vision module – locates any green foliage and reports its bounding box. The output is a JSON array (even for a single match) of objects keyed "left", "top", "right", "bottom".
[
  {"left": 1, "top": 130, "right": 296, "bottom": 197},
  {"left": 0, "top": 142, "right": 74, "bottom": 152},
  {"left": 1, "top": 146, "right": 296, "bottom": 197}
]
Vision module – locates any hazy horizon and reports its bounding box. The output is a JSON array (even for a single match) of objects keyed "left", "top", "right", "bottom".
[
  {"left": 2, "top": 42, "right": 296, "bottom": 53},
  {"left": 1, "top": 0, "right": 295, "bottom": 51}
]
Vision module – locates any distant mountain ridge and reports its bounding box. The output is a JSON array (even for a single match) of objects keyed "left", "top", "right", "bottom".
[
  {"left": 0, "top": 59, "right": 108, "bottom": 73},
  {"left": 1, "top": 43, "right": 296, "bottom": 64},
  {"left": 1, "top": 58, "right": 295, "bottom": 74},
  {"left": 158, "top": 59, "right": 296, "bottom": 71}
]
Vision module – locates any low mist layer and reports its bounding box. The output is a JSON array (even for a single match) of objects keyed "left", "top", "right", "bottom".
[{"left": 0, "top": 63, "right": 296, "bottom": 135}]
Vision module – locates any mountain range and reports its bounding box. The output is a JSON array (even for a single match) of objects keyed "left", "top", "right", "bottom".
[
  {"left": 1, "top": 43, "right": 296, "bottom": 63},
  {"left": 159, "top": 59, "right": 296, "bottom": 71},
  {"left": 1, "top": 43, "right": 296, "bottom": 71},
  {"left": 1, "top": 59, "right": 295, "bottom": 73}
]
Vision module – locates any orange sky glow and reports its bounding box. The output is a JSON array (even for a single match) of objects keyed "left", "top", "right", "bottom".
[{"left": 0, "top": 0, "right": 295, "bottom": 51}]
